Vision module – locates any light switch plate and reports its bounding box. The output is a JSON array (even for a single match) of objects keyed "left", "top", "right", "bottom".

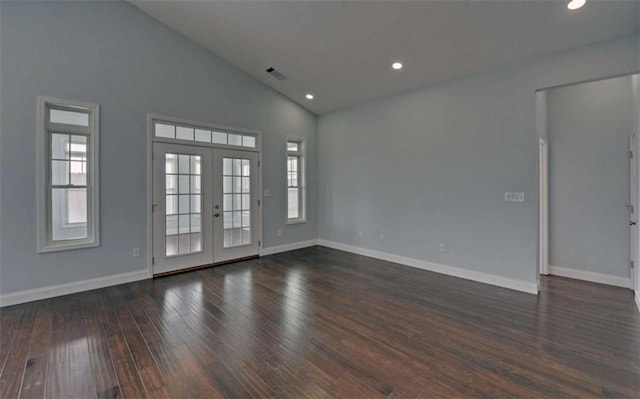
[
  {"left": 504, "top": 192, "right": 525, "bottom": 203},
  {"left": 263, "top": 189, "right": 272, "bottom": 197}
]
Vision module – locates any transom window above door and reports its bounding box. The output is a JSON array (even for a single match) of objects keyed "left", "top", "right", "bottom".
[{"left": 153, "top": 120, "right": 257, "bottom": 149}]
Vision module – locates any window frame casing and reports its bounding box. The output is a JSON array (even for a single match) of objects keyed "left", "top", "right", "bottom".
[
  {"left": 37, "top": 96, "right": 100, "bottom": 253},
  {"left": 285, "top": 136, "right": 306, "bottom": 224}
]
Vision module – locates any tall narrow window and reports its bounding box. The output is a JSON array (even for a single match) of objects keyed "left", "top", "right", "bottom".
[
  {"left": 37, "top": 97, "right": 99, "bottom": 252},
  {"left": 286, "top": 138, "right": 306, "bottom": 223}
]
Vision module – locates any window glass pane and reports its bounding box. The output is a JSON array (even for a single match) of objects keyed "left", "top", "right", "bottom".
[
  {"left": 51, "top": 188, "right": 87, "bottom": 240},
  {"left": 51, "top": 134, "right": 69, "bottom": 160},
  {"left": 223, "top": 176, "right": 232, "bottom": 193},
  {"left": 287, "top": 141, "right": 299, "bottom": 151},
  {"left": 233, "top": 194, "right": 242, "bottom": 210},
  {"left": 212, "top": 131, "right": 227, "bottom": 144},
  {"left": 194, "top": 129, "right": 211, "bottom": 143},
  {"left": 242, "top": 194, "right": 250, "bottom": 210},
  {"left": 69, "top": 135, "right": 87, "bottom": 160},
  {"left": 70, "top": 161, "right": 86, "bottom": 185},
  {"left": 288, "top": 188, "right": 299, "bottom": 219},
  {"left": 156, "top": 123, "right": 175, "bottom": 138},
  {"left": 49, "top": 108, "right": 89, "bottom": 126},
  {"left": 52, "top": 160, "right": 69, "bottom": 185},
  {"left": 242, "top": 136, "right": 256, "bottom": 148},
  {"left": 228, "top": 134, "right": 242, "bottom": 146},
  {"left": 233, "top": 176, "right": 241, "bottom": 193},
  {"left": 176, "top": 126, "right": 194, "bottom": 141},
  {"left": 223, "top": 194, "right": 232, "bottom": 211}
]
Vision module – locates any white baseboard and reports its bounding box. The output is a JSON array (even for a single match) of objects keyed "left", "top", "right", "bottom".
[
  {"left": 317, "top": 239, "right": 538, "bottom": 295},
  {"left": 260, "top": 239, "right": 318, "bottom": 256},
  {"left": 0, "top": 269, "right": 151, "bottom": 308},
  {"left": 548, "top": 265, "right": 632, "bottom": 289},
  {"left": 636, "top": 293, "right": 640, "bottom": 313}
]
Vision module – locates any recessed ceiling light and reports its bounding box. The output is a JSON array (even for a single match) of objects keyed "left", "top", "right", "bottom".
[
  {"left": 392, "top": 62, "right": 403, "bottom": 70},
  {"left": 305, "top": 94, "right": 314, "bottom": 100},
  {"left": 567, "top": 0, "right": 585, "bottom": 10}
]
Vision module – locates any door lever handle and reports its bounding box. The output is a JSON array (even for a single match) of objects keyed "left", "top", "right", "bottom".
[
  {"left": 214, "top": 213, "right": 220, "bottom": 217},
  {"left": 630, "top": 221, "right": 636, "bottom": 226}
]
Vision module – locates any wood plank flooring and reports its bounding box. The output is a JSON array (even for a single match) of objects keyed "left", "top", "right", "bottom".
[{"left": 1, "top": 246, "right": 639, "bottom": 398}]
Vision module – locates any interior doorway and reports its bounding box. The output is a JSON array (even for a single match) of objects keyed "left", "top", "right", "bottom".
[
  {"left": 148, "top": 115, "right": 262, "bottom": 276},
  {"left": 538, "top": 74, "right": 638, "bottom": 291}
]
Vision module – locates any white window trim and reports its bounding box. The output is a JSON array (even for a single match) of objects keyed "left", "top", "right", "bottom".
[
  {"left": 37, "top": 96, "right": 100, "bottom": 253},
  {"left": 286, "top": 136, "right": 307, "bottom": 224}
]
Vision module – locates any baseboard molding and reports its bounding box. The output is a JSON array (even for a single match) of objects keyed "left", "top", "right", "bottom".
[
  {"left": 636, "top": 293, "right": 640, "bottom": 313},
  {"left": 548, "top": 265, "right": 632, "bottom": 289},
  {"left": 0, "top": 269, "right": 151, "bottom": 308},
  {"left": 317, "top": 239, "right": 538, "bottom": 295},
  {"left": 260, "top": 239, "right": 319, "bottom": 256}
]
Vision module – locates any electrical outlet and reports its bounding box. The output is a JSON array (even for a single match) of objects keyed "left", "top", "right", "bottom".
[
  {"left": 277, "top": 229, "right": 282, "bottom": 237},
  {"left": 132, "top": 248, "right": 141, "bottom": 258},
  {"left": 438, "top": 243, "right": 446, "bottom": 253},
  {"left": 504, "top": 192, "right": 525, "bottom": 203},
  {"left": 263, "top": 189, "right": 272, "bottom": 197}
]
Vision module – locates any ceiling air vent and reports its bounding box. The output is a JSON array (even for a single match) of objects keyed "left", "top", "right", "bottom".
[{"left": 266, "top": 67, "right": 286, "bottom": 81}]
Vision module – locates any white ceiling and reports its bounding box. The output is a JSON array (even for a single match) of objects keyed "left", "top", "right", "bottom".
[{"left": 130, "top": 0, "right": 639, "bottom": 115}]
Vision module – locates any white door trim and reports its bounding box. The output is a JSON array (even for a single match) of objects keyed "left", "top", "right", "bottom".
[{"left": 146, "top": 114, "right": 263, "bottom": 275}]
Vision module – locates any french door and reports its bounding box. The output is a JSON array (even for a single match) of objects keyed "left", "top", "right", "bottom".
[
  {"left": 213, "top": 148, "right": 260, "bottom": 263},
  {"left": 152, "top": 143, "right": 259, "bottom": 275}
]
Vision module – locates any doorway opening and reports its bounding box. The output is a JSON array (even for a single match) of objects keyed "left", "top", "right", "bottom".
[{"left": 538, "top": 74, "right": 639, "bottom": 293}]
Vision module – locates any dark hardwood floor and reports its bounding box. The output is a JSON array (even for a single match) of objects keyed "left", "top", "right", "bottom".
[{"left": 1, "top": 246, "right": 639, "bottom": 398}]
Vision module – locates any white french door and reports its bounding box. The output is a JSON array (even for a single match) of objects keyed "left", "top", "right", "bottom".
[
  {"left": 212, "top": 148, "right": 260, "bottom": 263},
  {"left": 152, "top": 143, "right": 259, "bottom": 274}
]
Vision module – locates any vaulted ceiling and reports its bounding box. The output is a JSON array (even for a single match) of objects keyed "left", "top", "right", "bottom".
[{"left": 131, "top": 0, "right": 639, "bottom": 114}]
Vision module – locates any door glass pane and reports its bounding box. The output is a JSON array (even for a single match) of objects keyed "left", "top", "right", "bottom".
[
  {"left": 222, "top": 156, "right": 251, "bottom": 248},
  {"left": 212, "top": 131, "right": 227, "bottom": 144},
  {"left": 165, "top": 152, "right": 202, "bottom": 256},
  {"left": 194, "top": 129, "right": 211, "bottom": 143},
  {"left": 288, "top": 188, "right": 299, "bottom": 219}
]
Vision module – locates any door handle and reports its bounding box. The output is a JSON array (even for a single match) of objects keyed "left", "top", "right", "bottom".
[
  {"left": 214, "top": 213, "right": 220, "bottom": 217},
  {"left": 630, "top": 221, "right": 636, "bottom": 226}
]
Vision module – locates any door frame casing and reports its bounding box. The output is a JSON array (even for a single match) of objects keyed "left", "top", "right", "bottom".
[{"left": 146, "top": 113, "right": 263, "bottom": 276}]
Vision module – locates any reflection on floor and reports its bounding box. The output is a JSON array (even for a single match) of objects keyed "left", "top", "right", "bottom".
[{"left": 1, "top": 246, "right": 638, "bottom": 398}]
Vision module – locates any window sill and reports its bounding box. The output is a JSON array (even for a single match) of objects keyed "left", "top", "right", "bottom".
[
  {"left": 286, "top": 218, "right": 307, "bottom": 225},
  {"left": 38, "top": 240, "right": 99, "bottom": 254}
]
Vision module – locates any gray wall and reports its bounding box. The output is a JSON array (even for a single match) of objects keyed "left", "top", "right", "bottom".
[
  {"left": 0, "top": 1, "right": 318, "bottom": 295},
  {"left": 318, "top": 36, "right": 638, "bottom": 285},
  {"left": 547, "top": 76, "right": 634, "bottom": 278}
]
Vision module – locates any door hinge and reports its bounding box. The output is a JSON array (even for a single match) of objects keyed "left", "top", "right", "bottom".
[
  {"left": 631, "top": 260, "right": 634, "bottom": 269},
  {"left": 258, "top": 240, "right": 261, "bottom": 247},
  {"left": 152, "top": 152, "right": 155, "bottom": 161},
  {"left": 258, "top": 160, "right": 261, "bottom": 167},
  {"left": 257, "top": 199, "right": 261, "bottom": 206},
  {"left": 631, "top": 151, "right": 634, "bottom": 159},
  {"left": 152, "top": 257, "right": 155, "bottom": 265}
]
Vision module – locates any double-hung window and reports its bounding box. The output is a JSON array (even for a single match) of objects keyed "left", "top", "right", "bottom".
[
  {"left": 37, "top": 97, "right": 100, "bottom": 252},
  {"left": 286, "top": 138, "right": 306, "bottom": 223}
]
